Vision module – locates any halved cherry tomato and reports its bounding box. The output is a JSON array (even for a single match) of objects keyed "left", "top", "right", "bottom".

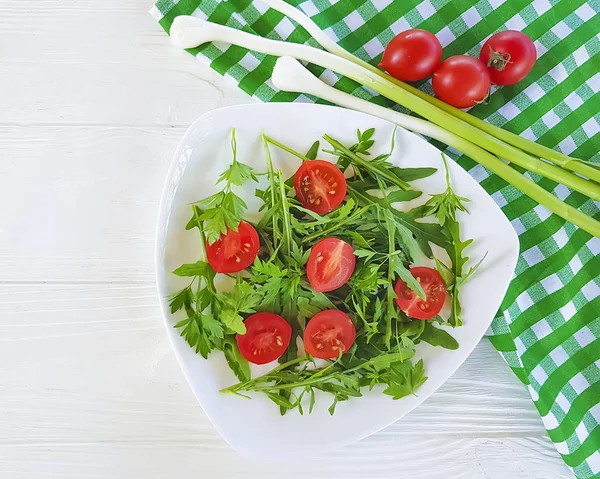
[
  {"left": 379, "top": 29, "right": 442, "bottom": 82},
  {"left": 293, "top": 160, "right": 346, "bottom": 215},
  {"left": 306, "top": 237, "right": 356, "bottom": 293},
  {"left": 394, "top": 266, "right": 447, "bottom": 320},
  {"left": 236, "top": 312, "right": 292, "bottom": 365},
  {"left": 205, "top": 221, "right": 259, "bottom": 274},
  {"left": 304, "top": 310, "right": 356, "bottom": 359}
]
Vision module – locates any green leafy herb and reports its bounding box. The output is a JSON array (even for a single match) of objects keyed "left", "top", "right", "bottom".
[
  {"left": 424, "top": 153, "right": 469, "bottom": 226},
  {"left": 193, "top": 129, "right": 258, "bottom": 244},
  {"left": 170, "top": 127, "right": 472, "bottom": 415},
  {"left": 420, "top": 322, "right": 459, "bottom": 350},
  {"left": 421, "top": 153, "right": 486, "bottom": 326},
  {"left": 382, "top": 359, "right": 427, "bottom": 400}
]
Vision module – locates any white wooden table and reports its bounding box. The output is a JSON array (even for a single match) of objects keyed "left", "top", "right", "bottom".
[{"left": 0, "top": 1, "right": 574, "bottom": 477}]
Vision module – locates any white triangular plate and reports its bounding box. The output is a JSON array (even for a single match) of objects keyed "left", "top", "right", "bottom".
[{"left": 155, "top": 103, "right": 519, "bottom": 459}]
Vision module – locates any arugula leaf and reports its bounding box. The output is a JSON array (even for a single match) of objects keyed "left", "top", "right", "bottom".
[
  {"left": 384, "top": 211, "right": 425, "bottom": 299},
  {"left": 325, "top": 134, "right": 410, "bottom": 190},
  {"left": 446, "top": 218, "right": 472, "bottom": 327},
  {"left": 305, "top": 140, "right": 320, "bottom": 160},
  {"left": 347, "top": 231, "right": 372, "bottom": 249},
  {"left": 223, "top": 338, "right": 251, "bottom": 382},
  {"left": 354, "top": 249, "right": 376, "bottom": 260},
  {"left": 420, "top": 322, "right": 459, "bottom": 350},
  {"left": 389, "top": 167, "right": 437, "bottom": 182},
  {"left": 393, "top": 222, "right": 422, "bottom": 264},
  {"left": 389, "top": 206, "right": 448, "bottom": 258},
  {"left": 172, "top": 261, "right": 209, "bottom": 277},
  {"left": 390, "top": 256, "right": 425, "bottom": 300}
]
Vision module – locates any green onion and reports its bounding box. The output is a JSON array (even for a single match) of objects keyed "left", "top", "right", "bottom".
[
  {"left": 261, "top": 0, "right": 600, "bottom": 184},
  {"left": 270, "top": 56, "right": 600, "bottom": 238},
  {"left": 169, "top": 16, "right": 600, "bottom": 237}
]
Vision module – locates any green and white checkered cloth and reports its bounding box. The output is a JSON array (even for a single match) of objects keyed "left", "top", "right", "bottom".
[{"left": 151, "top": 0, "right": 600, "bottom": 476}]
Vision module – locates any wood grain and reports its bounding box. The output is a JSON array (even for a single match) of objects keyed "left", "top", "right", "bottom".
[{"left": 0, "top": 0, "right": 571, "bottom": 477}]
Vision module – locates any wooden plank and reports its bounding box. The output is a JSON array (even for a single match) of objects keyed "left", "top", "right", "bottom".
[
  {"left": 0, "top": 126, "right": 176, "bottom": 282},
  {"left": 0, "top": 1, "right": 570, "bottom": 476},
  {"left": 0, "top": 438, "right": 571, "bottom": 478},
  {"left": 0, "top": 6, "right": 251, "bottom": 127},
  {"left": 0, "top": 62, "right": 251, "bottom": 127},
  {"left": 0, "top": 283, "right": 546, "bottom": 436},
  {"left": 0, "top": 282, "right": 570, "bottom": 477}
]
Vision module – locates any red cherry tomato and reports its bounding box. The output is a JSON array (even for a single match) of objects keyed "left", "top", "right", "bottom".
[
  {"left": 294, "top": 160, "right": 347, "bottom": 215},
  {"left": 480, "top": 30, "right": 536, "bottom": 85},
  {"left": 394, "top": 266, "right": 447, "bottom": 320},
  {"left": 306, "top": 237, "right": 356, "bottom": 293},
  {"left": 205, "top": 221, "right": 260, "bottom": 274},
  {"left": 236, "top": 312, "right": 292, "bottom": 365},
  {"left": 432, "top": 56, "right": 491, "bottom": 109},
  {"left": 379, "top": 29, "right": 442, "bottom": 82},
  {"left": 304, "top": 310, "right": 356, "bottom": 359}
]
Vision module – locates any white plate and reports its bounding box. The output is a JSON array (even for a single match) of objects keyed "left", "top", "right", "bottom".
[{"left": 155, "top": 103, "right": 519, "bottom": 459}]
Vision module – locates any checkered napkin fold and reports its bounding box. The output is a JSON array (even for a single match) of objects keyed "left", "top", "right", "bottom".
[{"left": 151, "top": 1, "right": 600, "bottom": 476}]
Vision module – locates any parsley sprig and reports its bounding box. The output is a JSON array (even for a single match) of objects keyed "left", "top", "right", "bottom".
[
  {"left": 426, "top": 153, "right": 487, "bottom": 326},
  {"left": 192, "top": 130, "right": 258, "bottom": 244}
]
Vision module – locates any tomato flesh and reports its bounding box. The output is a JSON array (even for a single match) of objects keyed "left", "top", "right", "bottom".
[
  {"left": 236, "top": 312, "right": 292, "bottom": 365},
  {"left": 304, "top": 310, "right": 356, "bottom": 359},
  {"left": 394, "top": 266, "right": 446, "bottom": 320},
  {"left": 480, "top": 30, "right": 536, "bottom": 86},
  {"left": 379, "top": 29, "right": 442, "bottom": 82},
  {"left": 306, "top": 237, "right": 356, "bottom": 293},
  {"left": 206, "top": 221, "right": 260, "bottom": 274},
  {"left": 294, "top": 160, "right": 347, "bottom": 215},
  {"left": 432, "top": 56, "right": 491, "bottom": 109}
]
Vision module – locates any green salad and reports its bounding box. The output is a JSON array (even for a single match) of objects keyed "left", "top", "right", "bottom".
[{"left": 169, "top": 128, "right": 484, "bottom": 415}]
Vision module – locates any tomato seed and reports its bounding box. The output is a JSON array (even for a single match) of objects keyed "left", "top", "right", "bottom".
[
  {"left": 331, "top": 182, "right": 337, "bottom": 188},
  {"left": 315, "top": 169, "right": 319, "bottom": 174},
  {"left": 328, "top": 190, "right": 336, "bottom": 195},
  {"left": 315, "top": 198, "right": 321, "bottom": 206},
  {"left": 276, "top": 336, "right": 283, "bottom": 346},
  {"left": 316, "top": 343, "right": 323, "bottom": 349}
]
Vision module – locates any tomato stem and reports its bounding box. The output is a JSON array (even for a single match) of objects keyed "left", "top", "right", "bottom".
[{"left": 486, "top": 46, "right": 512, "bottom": 71}]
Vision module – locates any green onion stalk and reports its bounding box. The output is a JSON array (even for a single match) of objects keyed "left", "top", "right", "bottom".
[
  {"left": 169, "top": 16, "right": 600, "bottom": 237},
  {"left": 260, "top": 0, "right": 600, "bottom": 184}
]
